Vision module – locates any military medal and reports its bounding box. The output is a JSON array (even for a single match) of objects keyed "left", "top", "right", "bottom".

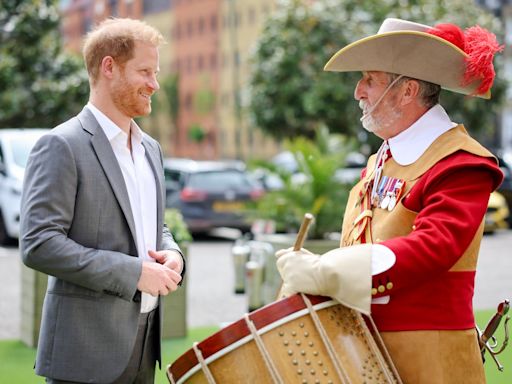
[
  {"left": 381, "top": 192, "right": 392, "bottom": 209},
  {"left": 387, "top": 194, "right": 397, "bottom": 211},
  {"left": 380, "top": 178, "right": 396, "bottom": 209},
  {"left": 376, "top": 176, "right": 388, "bottom": 207},
  {"left": 387, "top": 179, "right": 405, "bottom": 211},
  {"left": 372, "top": 177, "right": 405, "bottom": 211},
  {"left": 370, "top": 141, "right": 389, "bottom": 208}
]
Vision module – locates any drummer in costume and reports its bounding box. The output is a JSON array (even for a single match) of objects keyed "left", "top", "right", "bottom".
[{"left": 276, "top": 18, "right": 504, "bottom": 383}]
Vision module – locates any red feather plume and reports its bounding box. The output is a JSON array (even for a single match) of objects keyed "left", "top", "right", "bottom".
[
  {"left": 463, "top": 25, "right": 504, "bottom": 95},
  {"left": 427, "top": 23, "right": 465, "bottom": 51},
  {"left": 427, "top": 23, "right": 504, "bottom": 95}
]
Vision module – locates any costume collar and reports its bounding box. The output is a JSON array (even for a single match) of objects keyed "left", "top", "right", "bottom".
[{"left": 388, "top": 104, "right": 456, "bottom": 165}]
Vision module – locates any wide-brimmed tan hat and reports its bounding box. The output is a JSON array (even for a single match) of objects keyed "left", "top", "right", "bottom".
[{"left": 324, "top": 18, "right": 503, "bottom": 99}]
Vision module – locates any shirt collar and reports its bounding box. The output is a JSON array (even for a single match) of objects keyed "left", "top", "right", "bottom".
[
  {"left": 388, "top": 104, "right": 457, "bottom": 165},
  {"left": 86, "top": 102, "right": 143, "bottom": 145}
]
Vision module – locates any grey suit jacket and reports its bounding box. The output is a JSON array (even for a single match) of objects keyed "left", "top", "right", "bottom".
[{"left": 20, "top": 107, "right": 183, "bottom": 383}]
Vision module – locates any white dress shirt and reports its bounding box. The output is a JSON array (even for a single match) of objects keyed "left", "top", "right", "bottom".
[{"left": 87, "top": 103, "right": 158, "bottom": 313}]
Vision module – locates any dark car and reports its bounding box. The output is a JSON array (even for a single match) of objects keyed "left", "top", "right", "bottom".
[{"left": 164, "top": 158, "right": 264, "bottom": 234}]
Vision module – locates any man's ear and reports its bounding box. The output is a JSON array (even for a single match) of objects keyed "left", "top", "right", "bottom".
[
  {"left": 100, "top": 56, "right": 115, "bottom": 80},
  {"left": 400, "top": 79, "right": 420, "bottom": 106}
]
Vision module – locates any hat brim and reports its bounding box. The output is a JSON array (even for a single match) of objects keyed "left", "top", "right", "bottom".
[{"left": 324, "top": 31, "right": 490, "bottom": 99}]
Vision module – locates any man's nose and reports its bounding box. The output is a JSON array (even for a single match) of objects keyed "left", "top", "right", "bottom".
[
  {"left": 149, "top": 76, "right": 160, "bottom": 91},
  {"left": 354, "top": 80, "right": 364, "bottom": 101}
]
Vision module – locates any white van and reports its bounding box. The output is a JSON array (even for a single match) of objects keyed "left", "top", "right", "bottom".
[{"left": 0, "top": 129, "right": 50, "bottom": 244}]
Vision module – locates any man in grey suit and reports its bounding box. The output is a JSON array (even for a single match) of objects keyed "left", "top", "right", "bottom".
[{"left": 20, "top": 18, "right": 185, "bottom": 383}]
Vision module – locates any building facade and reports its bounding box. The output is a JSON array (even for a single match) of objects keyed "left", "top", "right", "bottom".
[
  {"left": 218, "top": 0, "right": 278, "bottom": 159},
  {"left": 59, "top": 0, "right": 279, "bottom": 160}
]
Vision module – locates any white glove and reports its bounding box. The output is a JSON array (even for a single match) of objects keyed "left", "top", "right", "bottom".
[
  {"left": 275, "top": 248, "right": 315, "bottom": 298},
  {"left": 276, "top": 244, "right": 373, "bottom": 315}
]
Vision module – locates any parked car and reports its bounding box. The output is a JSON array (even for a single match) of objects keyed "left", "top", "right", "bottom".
[
  {"left": 164, "top": 158, "right": 265, "bottom": 235},
  {"left": 0, "top": 128, "right": 50, "bottom": 244},
  {"left": 269, "top": 150, "right": 366, "bottom": 187},
  {"left": 496, "top": 154, "right": 512, "bottom": 225},
  {"left": 484, "top": 191, "right": 510, "bottom": 234}
]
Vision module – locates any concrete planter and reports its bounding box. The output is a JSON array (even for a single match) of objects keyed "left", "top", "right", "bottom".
[
  {"left": 20, "top": 265, "right": 46, "bottom": 348},
  {"left": 161, "top": 244, "right": 188, "bottom": 339}
]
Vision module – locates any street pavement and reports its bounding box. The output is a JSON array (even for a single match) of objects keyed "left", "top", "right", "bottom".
[{"left": 1, "top": 229, "right": 512, "bottom": 340}]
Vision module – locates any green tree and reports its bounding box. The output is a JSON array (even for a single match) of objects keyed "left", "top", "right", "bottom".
[
  {"left": 0, "top": 0, "right": 88, "bottom": 128},
  {"left": 249, "top": 0, "right": 505, "bottom": 146}
]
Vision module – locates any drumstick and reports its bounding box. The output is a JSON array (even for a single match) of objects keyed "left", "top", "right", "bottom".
[
  {"left": 276, "top": 213, "right": 314, "bottom": 300},
  {"left": 293, "top": 212, "right": 314, "bottom": 251}
]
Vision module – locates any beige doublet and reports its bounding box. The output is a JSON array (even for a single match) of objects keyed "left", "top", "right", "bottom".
[{"left": 341, "top": 125, "right": 495, "bottom": 383}]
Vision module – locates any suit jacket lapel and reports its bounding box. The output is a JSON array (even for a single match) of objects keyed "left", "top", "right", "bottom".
[
  {"left": 77, "top": 108, "right": 138, "bottom": 247},
  {"left": 142, "top": 138, "right": 163, "bottom": 250}
]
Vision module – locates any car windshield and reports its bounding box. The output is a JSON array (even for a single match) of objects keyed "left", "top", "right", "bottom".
[
  {"left": 9, "top": 135, "right": 42, "bottom": 168},
  {"left": 189, "top": 170, "right": 252, "bottom": 191}
]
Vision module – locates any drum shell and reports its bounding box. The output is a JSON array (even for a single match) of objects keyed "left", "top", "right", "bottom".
[{"left": 168, "top": 294, "right": 400, "bottom": 384}]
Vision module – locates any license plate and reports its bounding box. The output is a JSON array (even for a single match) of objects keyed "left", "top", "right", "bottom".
[{"left": 212, "top": 201, "right": 244, "bottom": 212}]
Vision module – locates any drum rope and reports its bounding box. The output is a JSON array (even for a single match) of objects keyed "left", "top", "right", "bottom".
[
  {"left": 168, "top": 371, "right": 177, "bottom": 384},
  {"left": 192, "top": 342, "right": 216, "bottom": 384},
  {"left": 244, "top": 313, "right": 284, "bottom": 384},
  {"left": 301, "top": 293, "right": 351, "bottom": 383},
  {"left": 366, "top": 315, "right": 403, "bottom": 384}
]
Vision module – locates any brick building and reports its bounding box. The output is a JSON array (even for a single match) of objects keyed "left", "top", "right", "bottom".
[{"left": 59, "top": 0, "right": 279, "bottom": 160}]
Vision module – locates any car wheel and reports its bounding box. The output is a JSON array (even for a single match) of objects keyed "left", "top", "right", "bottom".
[{"left": 0, "top": 210, "right": 14, "bottom": 246}]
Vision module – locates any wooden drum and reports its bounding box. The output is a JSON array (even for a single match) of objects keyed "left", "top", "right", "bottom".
[{"left": 167, "top": 294, "right": 401, "bottom": 383}]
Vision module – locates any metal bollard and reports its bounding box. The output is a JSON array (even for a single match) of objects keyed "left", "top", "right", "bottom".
[
  {"left": 245, "top": 260, "right": 264, "bottom": 312},
  {"left": 248, "top": 241, "right": 276, "bottom": 306},
  {"left": 231, "top": 238, "right": 251, "bottom": 294}
]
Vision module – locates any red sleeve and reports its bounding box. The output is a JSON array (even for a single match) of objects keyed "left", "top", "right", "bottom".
[{"left": 375, "top": 151, "right": 503, "bottom": 292}]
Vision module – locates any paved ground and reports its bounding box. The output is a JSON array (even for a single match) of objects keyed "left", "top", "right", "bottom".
[{"left": 1, "top": 229, "right": 511, "bottom": 340}]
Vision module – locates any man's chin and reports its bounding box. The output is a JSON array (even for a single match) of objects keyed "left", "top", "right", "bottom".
[
  {"left": 133, "top": 106, "right": 152, "bottom": 118},
  {"left": 362, "top": 121, "right": 385, "bottom": 137}
]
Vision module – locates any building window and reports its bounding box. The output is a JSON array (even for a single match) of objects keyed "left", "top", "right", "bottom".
[
  {"left": 187, "top": 56, "right": 192, "bottom": 73},
  {"left": 248, "top": 7, "right": 256, "bottom": 24},
  {"left": 233, "top": 51, "right": 240, "bottom": 67},
  {"left": 109, "top": 0, "right": 118, "bottom": 16},
  {"left": 187, "top": 20, "right": 193, "bottom": 37},
  {"left": 197, "top": 55, "right": 204, "bottom": 71},
  {"left": 184, "top": 93, "right": 193, "bottom": 110},
  {"left": 83, "top": 15, "right": 93, "bottom": 33},
  {"left": 143, "top": 0, "right": 170, "bottom": 14},
  {"left": 198, "top": 17, "right": 205, "bottom": 34},
  {"left": 211, "top": 14, "right": 217, "bottom": 32},
  {"left": 210, "top": 53, "right": 217, "bottom": 70},
  {"left": 221, "top": 92, "right": 230, "bottom": 106}
]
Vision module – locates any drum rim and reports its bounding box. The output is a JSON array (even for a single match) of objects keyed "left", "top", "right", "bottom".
[{"left": 169, "top": 294, "right": 332, "bottom": 381}]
